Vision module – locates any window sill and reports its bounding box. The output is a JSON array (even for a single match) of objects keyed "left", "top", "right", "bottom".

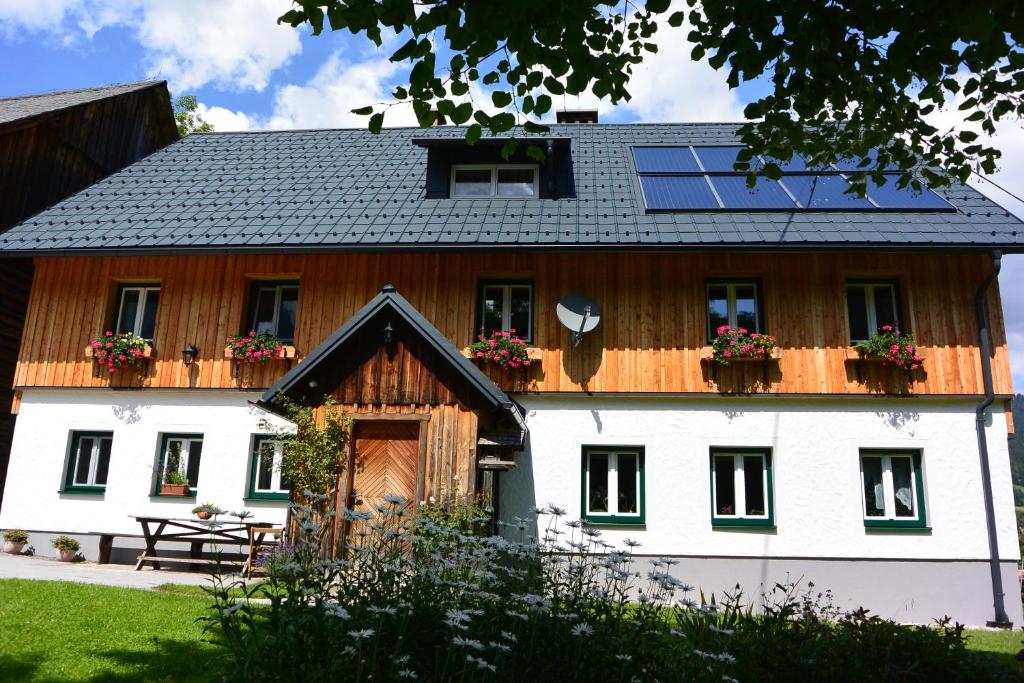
[
  {"left": 59, "top": 487, "right": 105, "bottom": 496},
  {"left": 244, "top": 493, "right": 290, "bottom": 502},
  {"left": 151, "top": 491, "right": 198, "bottom": 500},
  {"left": 864, "top": 520, "right": 931, "bottom": 532},
  {"left": 582, "top": 515, "right": 645, "bottom": 526},
  {"left": 712, "top": 518, "right": 775, "bottom": 529}
]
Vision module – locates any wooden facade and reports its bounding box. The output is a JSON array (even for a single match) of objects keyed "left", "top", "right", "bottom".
[
  {"left": 14, "top": 251, "right": 1012, "bottom": 397},
  {"left": 0, "top": 82, "right": 177, "bottom": 507}
]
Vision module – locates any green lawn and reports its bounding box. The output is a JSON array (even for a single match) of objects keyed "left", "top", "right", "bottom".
[
  {"left": 0, "top": 579, "right": 220, "bottom": 682},
  {"left": 1, "top": 578, "right": 1023, "bottom": 681}
]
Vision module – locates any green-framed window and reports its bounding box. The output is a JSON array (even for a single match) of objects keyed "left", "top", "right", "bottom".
[
  {"left": 247, "top": 435, "right": 291, "bottom": 501},
  {"left": 247, "top": 281, "right": 299, "bottom": 343},
  {"left": 860, "top": 449, "right": 928, "bottom": 529},
  {"left": 477, "top": 280, "right": 533, "bottom": 342},
  {"left": 153, "top": 433, "right": 203, "bottom": 498},
  {"left": 62, "top": 431, "right": 112, "bottom": 494},
  {"left": 710, "top": 448, "right": 775, "bottom": 527},
  {"left": 581, "top": 446, "right": 645, "bottom": 525}
]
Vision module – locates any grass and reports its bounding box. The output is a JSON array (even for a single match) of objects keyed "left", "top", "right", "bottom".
[
  {"left": 0, "top": 579, "right": 220, "bottom": 682},
  {"left": 155, "top": 581, "right": 282, "bottom": 600},
  {"left": 1, "top": 577, "right": 1022, "bottom": 681}
]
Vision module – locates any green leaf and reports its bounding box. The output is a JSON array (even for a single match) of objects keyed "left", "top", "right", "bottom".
[
  {"left": 350, "top": 106, "right": 374, "bottom": 116},
  {"left": 543, "top": 76, "right": 565, "bottom": 95},
  {"left": 368, "top": 112, "right": 384, "bottom": 134},
  {"left": 492, "top": 91, "right": 513, "bottom": 108},
  {"left": 490, "top": 112, "right": 516, "bottom": 133},
  {"left": 667, "top": 11, "right": 685, "bottom": 27},
  {"left": 451, "top": 102, "right": 473, "bottom": 125},
  {"left": 523, "top": 120, "right": 549, "bottom": 134},
  {"left": 646, "top": 0, "right": 671, "bottom": 13},
  {"left": 465, "top": 123, "right": 482, "bottom": 146}
]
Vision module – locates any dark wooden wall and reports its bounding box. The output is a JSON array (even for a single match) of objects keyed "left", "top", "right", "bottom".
[{"left": 0, "top": 82, "right": 177, "bottom": 509}]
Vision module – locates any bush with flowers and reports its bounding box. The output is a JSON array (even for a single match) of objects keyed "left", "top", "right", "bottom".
[
  {"left": 468, "top": 328, "right": 532, "bottom": 370},
  {"left": 704, "top": 325, "right": 777, "bottom": 365},
  {"left": 203, "top": 498, "right": 1003, "bottom": 682},
  {"left": 90, "top": 331, "right": 149, "bottom": 373},
  {"left": 226, "top": 330, "right": 284, "bottom": 365},
  {"left": 854, "top": 323, "right": 924, "bottom": 371}
]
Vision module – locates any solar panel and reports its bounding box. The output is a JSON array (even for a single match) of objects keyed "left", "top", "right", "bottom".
[
  {"left": 779, "top": 175, "right": 873, "bottom": 209},
  {"left": 709, "top": 176, "right": 796, "bottom": 209},
  {"left": 640, "top": 176, "right": 719, "bottom": 210},
  {"left": 866, "top": 174, "right": 952, "bottom": 210},
  {"left": 692, "top": 146, "right": 751, "bottom": 172},
  {"left": 633, "top": 147, "right": 700, "bottom": 173}
]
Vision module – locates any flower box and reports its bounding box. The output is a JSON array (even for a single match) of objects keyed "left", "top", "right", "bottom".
[
  {"left": 160, "top": 483, "right": 191, "bottom": 497},
  {"left": 223, "top": 345, "right": 296, "bottom": 360},
  {"left": 462, "top": 346, "right": 542, "bottom": 362},
  {"left": 85, "top": 343, "right": 153, "bottom": 359},
  {"left": 699, "top": 346, "right": 782, "bottom": 363}
]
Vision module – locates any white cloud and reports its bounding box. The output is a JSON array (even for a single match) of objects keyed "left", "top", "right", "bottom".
[
  {"left": 0, "top": 0, "right": 301, "bottom": 93},
  {"left": 195, "top": 103, "right": 256, "bottom": 132}
]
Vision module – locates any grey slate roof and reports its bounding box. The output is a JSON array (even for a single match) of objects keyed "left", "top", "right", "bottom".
[
  {"left": 0, "top": 80, "right": 166, "bottom": 126},
  {"left": 1, "top": 123, "right": 1022, "bottom": 254}
]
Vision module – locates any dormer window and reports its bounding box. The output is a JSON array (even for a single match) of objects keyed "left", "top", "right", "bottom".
[{"left": 451, "top": 165, "right": 539, "bottom": 198}]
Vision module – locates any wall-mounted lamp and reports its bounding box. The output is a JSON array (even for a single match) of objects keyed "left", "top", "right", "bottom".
[
  {"left": 383, "top": 322, "right": 394, "bottom": 346},
  {"left": 181, "top": 344, "right": 199, "bottom": 366}
]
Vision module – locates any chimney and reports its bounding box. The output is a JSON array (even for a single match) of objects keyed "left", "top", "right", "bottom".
[{"left": 556, "top": 109, "right": 598, "bottom": 124}]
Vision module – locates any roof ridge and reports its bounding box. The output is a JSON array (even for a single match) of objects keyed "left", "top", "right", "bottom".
[
  {"left": 187, "top": 121, "right": 749, "bottom": 136},
  {"left": 0, "top": 80, "right": 166, "bottom": 103}
]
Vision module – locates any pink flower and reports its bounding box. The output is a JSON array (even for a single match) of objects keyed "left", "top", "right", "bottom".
[
  {"left": 523, "top": 359, "right": 531, "bottom": 366},
  {"left": 904, "top": 344, "right": 914, "bottom": 353},
  {"left": 890, "top": 344, "right": 899, "bottom": 353},
  {"left": 737, "top": 328, "right": 748, "bottom": 335},
  {"left": 910, "top": 363, "right": 919, "bottom": 369},
  {"left": 717, "top": 325, "right": 730, "bottom": 335},
  {"left": 881, "top": 325, "right": 892, "bottom": 332},
  {"left": 92, "top": 341, "right": 101, "bottom": 349},
  {"left": 106, "top": 342, "right": 114, "bottom": 349},
  {"left": 723, "top": 350, "right": 733, "bottom": 358},
  {"left": 501, "top": 349, "right": 510, "bottom": 356},
  {"left": 703, "top": 355, "right": 713, "bottom": 362},
  {"left": 105, "top": 331, "right": 113, "bottom": 337},
  {"left": 108, "top": 366, "right": 116, "bottom": 373},
  {"left": 751, "top": 333, "right": 760, "bottom": 340},
  {"left": 476, "top": 351, "right": 485, "bottom": 358}
]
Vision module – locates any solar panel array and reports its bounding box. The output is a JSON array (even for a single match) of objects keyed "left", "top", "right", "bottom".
[{"left": 634, "top": 146, "right": 954, "bottom": 212}]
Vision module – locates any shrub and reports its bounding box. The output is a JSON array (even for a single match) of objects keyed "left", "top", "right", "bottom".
[
  {"left": 705, "top": 324, "right": 777, "bottom": 365},
  {"left": 226, "top": 330, "right": 284, "bottom": 365},
  {"left": 469, "top": 329, "right": 532, "bottom": 369},
  {"left": 204, "top": 501, "right": 1004, "bottom": 682},
  {"left": 3, "top": 529, "right": 28, "bottom": 543},
  {"left": 51, "top": 535, "right": 80, "bottom": 553},
  {"left": 855, "top": 323, "right": 925, "bottom": 370},
  {"left": 90, "top": 331, "right": 148, "bottom": 373}
]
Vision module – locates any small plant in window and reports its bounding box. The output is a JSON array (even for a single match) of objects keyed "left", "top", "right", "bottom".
[
  {"left": 468, "top": 328, "right": 532, "bottom": 370},
  {"left": 704, "top": 325, "right": 777, "bottom": 365},
  {"left": 854, "top": 323, "right": 924, "bottom": 370},
  {"left": 226, "top": 330, "right": 284, "bottom": 365},
  {"left": 90, "top": 331, "right": 149, "bottom": 373}
]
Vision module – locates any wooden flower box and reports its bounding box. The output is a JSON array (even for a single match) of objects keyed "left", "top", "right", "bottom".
[
  {"left": 159, "top": 483, "right": 191, "bottom": 497},
  {"left": 223, "top": 345, "right": 296, "bottom": 361},
  {"left": 699, "top": 346, "right": 782, "bottom": 384},
  {"left": 843, "top": 346, "right": 924, "bottom": 383},
  {"left": 461, "top": 346, "right": 542, "bottom": 364},
  {"left": 84, "top": 344, "right": 153, "bottom": 359}
]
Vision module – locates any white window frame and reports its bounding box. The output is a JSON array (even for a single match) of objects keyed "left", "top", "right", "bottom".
[
  {"left": 451, "top": 164, "right": 540, "bottom": 198},
  {"left": 711, "top": 451, "right": 769, "bottom": 519},
  {"left": 70, "top": 433, "right": 112, "bottom": 488},
  {"left": 479, "top": 283, "right": 533, "bottom": 341},
  {"left": 252, "top": 437, "right": 289, "bottom": 494},
  {"left": 860, "top": 452, "right": 920, "bottom": 521},
  {"left": 250, "top": 283, "right": 299, "bottom": 341},
  {"left": 847, "top": 282, "right": 898, "bottom": 342},
  {"left": 706, "top": 282, "right": 760, "bottom": 337},
  {"left": 584, "top": 449, "right": 642, "bottom": 519},
  {"left": 115, "top": 285, "right": 160, "bottom": 339},
  {"left": 161, "top": 436, "right": 202, "bottom": 486}
]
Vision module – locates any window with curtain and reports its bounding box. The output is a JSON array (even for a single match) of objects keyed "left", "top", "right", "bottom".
[
  {"left": 846, "top": 281, "right": 901, "bottom": 343},
  {"left": 477, "top": 281, "right": 533, "bottom": 341},
  {"left": 706, "top": 281, "right": 761, "bottom": 341},
  {"left": 115, "top": 284, "right": 160, "bottom": 340},
  {"left": 247, "top": 281, "right": 299, "bottom": 343},
  {"left": 582, "top": 447, "right": 645, "bottom": 524},
  {"left": 248, "top": 436, "right": 291, "bottom": 500},
  {"left": 860, "top": 450, "right": 926, "bottom": 528}
]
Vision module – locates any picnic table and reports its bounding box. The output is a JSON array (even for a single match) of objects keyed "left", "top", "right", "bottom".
[{"left": 132, "top": 515, "right": 281, "bottom": 573}]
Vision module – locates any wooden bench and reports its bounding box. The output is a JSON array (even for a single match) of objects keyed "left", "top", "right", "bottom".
[{"left": 90, "top": 531, "right": 144, "bottom": 564}]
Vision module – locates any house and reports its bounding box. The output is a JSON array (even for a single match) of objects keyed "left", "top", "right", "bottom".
[
  {"left": 0, "top": 119, "right": 1021, "bottom": 626},
  {"left": 0, "top": 80, "right": 178, "bottom": 510}
]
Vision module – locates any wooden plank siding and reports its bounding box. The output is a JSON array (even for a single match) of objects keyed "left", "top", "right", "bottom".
[{"left": 14, "top": 252, "right": 1013, "bottom": 396}]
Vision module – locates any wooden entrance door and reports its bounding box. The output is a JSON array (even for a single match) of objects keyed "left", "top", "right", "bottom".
[{"left": 342, "top": 420, "right": 420, "bottom": 545}]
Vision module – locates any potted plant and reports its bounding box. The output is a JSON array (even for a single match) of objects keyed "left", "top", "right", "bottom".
[
  {"left": 192, "top": 502, "right": 223, "bottom": 520},
  {"left": 853, "top": 323, "right": 925, "bottom": 371},
  {"left": 703, "top": 325, "right": 778, "bottom": 365},
  {"left": 90, "top": 330, "right": 150, "bottom": 374},
  {"left": 225, "top": 330, "right": 285, "bottom": 365},
  {"left": 51, "top": 535, "right": 80, "bottom": 562},
  {"left": 468, "top": 329, "right": 532, "bottom": 370},
  {"left": 3, "top": 529, "right": 28, "bottom": 554},
  {"left": 160, "top": 468, "right": 191, "bottom": 496}
]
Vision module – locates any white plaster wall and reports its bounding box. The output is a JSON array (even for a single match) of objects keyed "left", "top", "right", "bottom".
[
  {"left": 0, "top": 390, "right": 292, "bottom": 536},
  {"left": 502, "top": 397, "right": 1019, "bottom": 561}
]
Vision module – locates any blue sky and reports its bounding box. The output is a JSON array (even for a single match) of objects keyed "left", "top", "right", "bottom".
[{"left": 2, "top": 0, "right": 1022, "bottom": 390}]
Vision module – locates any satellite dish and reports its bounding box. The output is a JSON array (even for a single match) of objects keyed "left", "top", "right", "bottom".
[{"left": 557, "top": 293, "right": 601, "bottom": 346}]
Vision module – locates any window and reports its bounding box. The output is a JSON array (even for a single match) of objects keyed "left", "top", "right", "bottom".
[
  {"left": 710, "top": 448, "right": 774, "bottom": 527},
  {"left": 62, "top": 431, "right": 112, "bottom": 493},
  {"left": 846, "top": 281, "right": 901, "bottom": 343},
  {"left": 581, "top": 447, "right": 645, "bottom": 524},
  {"left": 706, "top": 281, "right": 762, "bottom": 341},
  {"left": 451, "top": 165, "right": 539, "bottom": 198},
  {"left": 248, "top": 436, "right": 291, "bottom": 501},
  {"left": 860, "top": 450, "right": 927, "bottom": 529},
  {"left": 115, "top": 284, "right": 160, "bottom": 340},
  {"left": 248, "top": 281, "right": 298, "bottom": 343},
  {"left": 155, "top": 434, "right": 203, "bottom": 496},
  {"left": 478, "top": 281, "right": 533, "bottom": 340}
]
